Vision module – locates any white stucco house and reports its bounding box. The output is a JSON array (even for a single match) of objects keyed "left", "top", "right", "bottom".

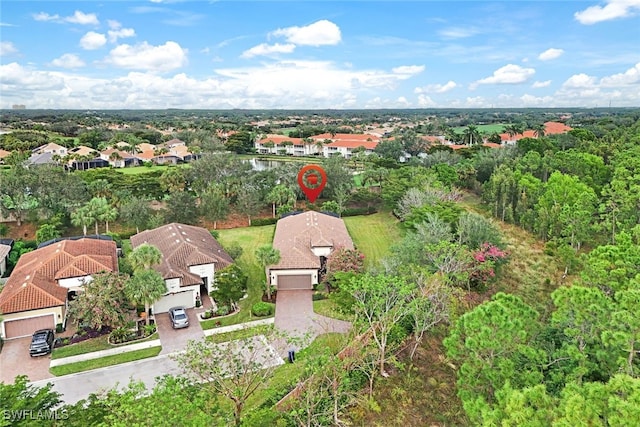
[{"left": 130, "top": 223, "right": 234, "bottom": 314}]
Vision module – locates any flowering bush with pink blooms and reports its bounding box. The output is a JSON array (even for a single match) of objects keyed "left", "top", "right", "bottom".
[{"left": 470, "top": 243, "right": 509, "bottom": 288}]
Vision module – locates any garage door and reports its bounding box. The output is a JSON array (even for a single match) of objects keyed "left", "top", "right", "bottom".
[
  {"left": 152, "top": 291, "right": 194, "bottom": 314},
  {"left": 277, "top": 274, "right": 312, "bottom": 290},
  {"left": 4, "top": 314, "right": 55, "bottom": 339}
]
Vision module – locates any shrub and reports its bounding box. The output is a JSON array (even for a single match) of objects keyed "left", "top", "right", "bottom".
[
  {"left": 55, "top": 323, "right": 64, "bottom": 333},
  {"left": 142, "top": 324, "right": 156, "bottom": 337},
  {"left": 201, "top": 310, "right": 213, "bottom": 319},
  {"left": 215, "top": 305, "right": 230, "bottom": 316},
  {"left": 251, "top": 217, "right": 278, "bottom": 226},
  {"left": 342, "top": 206, "right": 377, "bottom": 217},
  {"left": 251, "top": 302, "right": 274, "bottom": 317},
  {"left": 110, "top": 327, "right": 133, "bottom": 344},
  {"left": 312, "top": 292, "right": 328, "bottom": 301}
]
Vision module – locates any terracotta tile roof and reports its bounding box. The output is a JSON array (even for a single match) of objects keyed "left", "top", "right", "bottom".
[
  {"left": 0, "top": 149, "right": 11, "bottom": 159},
  {"left": 544, "top": 121, "right": 572, "bottom": 134},
  {"left": 68, "top": 145, "right": 97, "bottom": 157},
  {"left": 101, "top": 148, "right": 136, "bottom": 159},
  {"left": 0, "top": 239, "right": 118, "bottom": 314},
  {"left": 271, "top": 212, "right": 354, "bottom": 270},
  {"left": 131, "top": 223, "right": 233, "bottom": 286},
  {"left": 311, "top": 133, "right": 381, "bottom": 143}
]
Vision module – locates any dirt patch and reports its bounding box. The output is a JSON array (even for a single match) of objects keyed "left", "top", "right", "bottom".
[{"left": 1, "top": 222, "right": 38, "bottom": 240}]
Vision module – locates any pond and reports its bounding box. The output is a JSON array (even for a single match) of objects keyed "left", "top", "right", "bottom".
[{"left": 245, "top": 157, "right": 288, "bottom": 171}]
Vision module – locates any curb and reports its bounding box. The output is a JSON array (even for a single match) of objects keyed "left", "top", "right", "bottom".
[
  {"left": 50, "top": 339, "right": 162, "bottom": 367},
  {"left": 203, "top": 318, "right": 274, "bottom": 337}
]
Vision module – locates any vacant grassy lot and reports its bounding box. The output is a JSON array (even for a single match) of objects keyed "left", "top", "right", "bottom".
[
  {"left": 115, "top": 164, "right": 172, "bottom": 175},
  {"left": 215, "top": 225, "right": 276, "bottom": 324},
  {"left": 50, "top": 346, "right": 161, "bottom": 376},
  {"left": 344, "top": 212, "right": 403, "bottom": 268}
]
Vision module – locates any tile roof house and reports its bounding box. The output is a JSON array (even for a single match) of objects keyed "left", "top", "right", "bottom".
[
  {"left": 0, "top": 242, "right": 11, "bottom": 277},
  {"left": 100, "top": 148, "right": 140, "bottom": 168},
  {"left": 130, "top": 223, "right": 234, "bottom": 313},
  {"left": 311, "top": 133, "right": 380, "bottom": 158},
  {"left": 0, "top": 149, "right": 11, "bottom": 164},
  {"left": 255, "top": 135, "right": 312, "bottom": 156},
  {"left": 0, "top": 238, "right": 118, "bottom": 339},
  {"left": 269, "top": 211, "right": 354, "bottom": 290}
]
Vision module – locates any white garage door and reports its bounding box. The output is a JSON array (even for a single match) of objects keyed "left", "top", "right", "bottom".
[
  {"left": 4, "top": 314, "right": 55, "bottom": 339},
  {"left": 277, "top": 274, "right": 313, "bottom": 290},
  {"left": 152, "top": 291, "right": 194, "bottom": 314}
]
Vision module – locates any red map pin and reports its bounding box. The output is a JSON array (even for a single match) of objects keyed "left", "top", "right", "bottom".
[{"left": 297, "top": 164, "right": 327, "bottom": 203}]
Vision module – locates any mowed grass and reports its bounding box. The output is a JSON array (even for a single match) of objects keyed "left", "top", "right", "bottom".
[
  {"left": 50, "top": 346, "right": 161, "bottom": 376},
  {"left": 213, "top": 225, "right": 276, "bottom": 325},
  {"left": 344, "top": 212, "right": 404, "bottom": 268},
  {"left": 115, "top": 165, "right": 172, "bottom": 175},
  {"left": 452, "top": 123, "right": 507, "bottom": 134}
]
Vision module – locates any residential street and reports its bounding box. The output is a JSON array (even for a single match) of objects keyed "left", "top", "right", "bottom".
[{"left": 29, "top": 335, "right": 283, "bottom": 405}]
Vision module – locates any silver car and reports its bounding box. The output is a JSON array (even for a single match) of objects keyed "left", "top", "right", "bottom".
[{"left": 168, "top": 307, "right": 189, "bottom": 329}]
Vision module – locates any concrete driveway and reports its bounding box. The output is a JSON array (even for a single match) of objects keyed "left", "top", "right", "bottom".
[
  {"left": 274, "top": 290, "right": 351, "bottom": 356},
  {"left": 30, "top": 335, "right": 282, "bottom": 405},
  {"left": 0, "top": 337, "right": 53, "bottom": 384},
  {"left": 155, "top": 309, "right": 204, "bottom": 355}
]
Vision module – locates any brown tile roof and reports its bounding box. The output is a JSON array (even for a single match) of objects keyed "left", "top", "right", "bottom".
[
  {"left": 0, "top": 149, "right": 11, "bottom": 159},
  {"left": 544, "top": 121, "right": 572, "bottom": 135},
  {"left": 0, "top": 239, "right": 118, "bottom": 314},
  {"left": 271, "top": 212, "right": 354, "bottom": 270},
  {"left": 257, "top": 135, "right": 306, "bottom": 145},
  {"left": 130, "top": 223, "right": 233, "bottom": 286}
]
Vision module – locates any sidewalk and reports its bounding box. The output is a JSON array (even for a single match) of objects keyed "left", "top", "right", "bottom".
[{"left": 49, "top": 318, "right": 275, "bottom": 367}]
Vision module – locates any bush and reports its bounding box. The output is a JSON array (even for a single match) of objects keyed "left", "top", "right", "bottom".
[
  {"left": 110, "top": 327, "right": 134, "bottom": 344},
  {"left": 216, "top": 305, "right": 230, "bottom": 316},
  {"left": 55, "top": 323, "right": 64, "bottom": 333},
  {"left": 312, "top": 292, "right": 328, "bottom": 301},
  {"left": 251, "top": 302, "right": 274, "bottom": 317},
  {"left": 251, "top": 217, "right": 278, "bottom": 226},
  {"left": 342, "top": 206, "right": 377, "bottom": 217}
]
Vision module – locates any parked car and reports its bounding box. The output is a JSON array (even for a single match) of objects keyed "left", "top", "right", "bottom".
[
  {"left": 30, "top": 329, "right": 55, "bottom": 357},
  {"left": 168, "top": 307, "right": 190, "bottom": 329}
]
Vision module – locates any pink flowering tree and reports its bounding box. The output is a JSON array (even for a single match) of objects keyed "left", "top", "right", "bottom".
[{"left": 325, "top": 247, "right": 366, "bottom": 290}]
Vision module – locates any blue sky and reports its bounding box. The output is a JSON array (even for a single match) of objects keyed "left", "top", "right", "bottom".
[{"left": 1, "top": 1, "right": 639, "bottom": 109}]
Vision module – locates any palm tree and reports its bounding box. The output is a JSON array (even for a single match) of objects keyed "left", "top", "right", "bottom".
[
  {"left": 71, "top": 206, "right": 93, "bottom": 236},
  {"left": 128, "top": 243, "right": 162, "bottom": 272},
  {"left": 533, "top": 123, "right": 546, "bottom": 138},
  {"left": 462, "top": 125, "right": 482, "bottom": 146},
  {"left": 254, "top": 245, "right": 281, "bottom": 301},
  {"left": 125, "top": 269, "right": 167, "bottom": 325}
]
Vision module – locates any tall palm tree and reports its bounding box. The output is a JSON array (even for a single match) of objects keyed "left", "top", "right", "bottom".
[
  {"left": 533, "top": 123, "right": 546, "bottom": 138},
  {"left": 254, "top": 245, "right": 281, "bottom": 300},
  {"left": 128, "top": 243, "right": 162, "bottom": 272},
  {"left": 71, "top": 206, "right": 93, "bottom": 236},
  {"left": 125, "top": 269, "right": 167, "bottom": 325},
  {"left": 462, "top": 125, "right": 482, "bottom": 146}
]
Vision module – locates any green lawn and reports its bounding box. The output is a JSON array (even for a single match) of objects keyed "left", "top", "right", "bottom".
[
  {"left": 51, "top": 333, "right": 159, "bottom": 359},
  {"left": 452, "top": 123, "right": 507, "bottom": 134},
  {"left": 213, "top": 225, "right": 276, "bottom": 325},
  {"left": 344, "top": 212, "right": 403, "bottom": 268},
  {"left": 115, "top": 165, "right": 172, "bottom": 175},
  {"left": 205, "top": 325, "right": 272, "bottom": 344},
  {"left": 49, "top": 346, "right": 161, "bottom": 376},
  {"left": 313, "top": 299, "right": 352, "bottom": 321}
]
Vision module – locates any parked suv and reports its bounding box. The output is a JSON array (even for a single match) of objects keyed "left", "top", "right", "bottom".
[
  {"left": 168, "top": 307, "right": 190, "bottom": 329},
  {"left": 30, "top": 329, "right": 55, "bottom": 357}
]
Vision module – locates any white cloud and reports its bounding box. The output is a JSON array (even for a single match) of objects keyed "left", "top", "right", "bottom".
[
  {"left": 415, "top": 80, "right": 457, "bottom": 93},
  {"left": 33, "top": 12, "right": 60, "bottom": 22},
  {"left": 600, "top": 62, "right": 640, "bottom": 86},
  {"left": 0, "top": 41, "right": 18, "bottom": 56},
  {"left": 538, "top": 48, "right": 564, "bottom": 61},
  {"left": 107, "top": 22, "right": 136, "bottom": 43},
  {"left": 49, "top": 53, "right": 86, "bottom": 69},
  {"left": 270, "top": 20, "right": 341, "bottom": 46},
  {"left": 575, "top": 0, "right": 640, "bottom": 24},
  {"left": 438, "top": 27, "right": 481, "bottom": 39},
  {"left": 66, "top": 11, "right": 99, "bottom": 25},
  {"left": 241, "top": 43, "right": 296, "bottom": 58},
  {"left": 391, "top": 65, "right": 425, "bottom": 76},
  {"left": 80, "top": 32, "right": 107, "bottom": 50},
  {"left": 563, "top": 73, "right": 598, "bottom": 88},
  {"left": 475, "top": 64, "right": 535, "bottom": 86},
  {"left": 104, "top": 41, "right": 187, "bottom": 72},
  {"left": 532, "top": 80, "right": 552, "bottom": 88},
  {"left": 33, "top": 10, "right": 99, "bottom": 25},
  {"left": 417, "top": 94, "right": 436, "bottom": 107}
]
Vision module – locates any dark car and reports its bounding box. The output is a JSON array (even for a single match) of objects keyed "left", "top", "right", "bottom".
[
  {"left": 168, "top": 307, "right": 190, "bottom": 329},
  {"left": 30, "top": 329, "right": 55, "bottom": 357}
]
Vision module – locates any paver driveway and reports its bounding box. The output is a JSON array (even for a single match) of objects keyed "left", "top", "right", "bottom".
[
  {"left": 155, "top": 308, "right": 204, "bottom": 355},
  {"left": 0, "top": 337, "right": 53, "bottom": 384},
  {"left": 274, "top": 290, "right": 351, "bottom": 356}
]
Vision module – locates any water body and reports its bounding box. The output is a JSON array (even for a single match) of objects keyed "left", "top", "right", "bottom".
[{"left": 246, "top": 157, "right": 288, "bottom": 171}]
